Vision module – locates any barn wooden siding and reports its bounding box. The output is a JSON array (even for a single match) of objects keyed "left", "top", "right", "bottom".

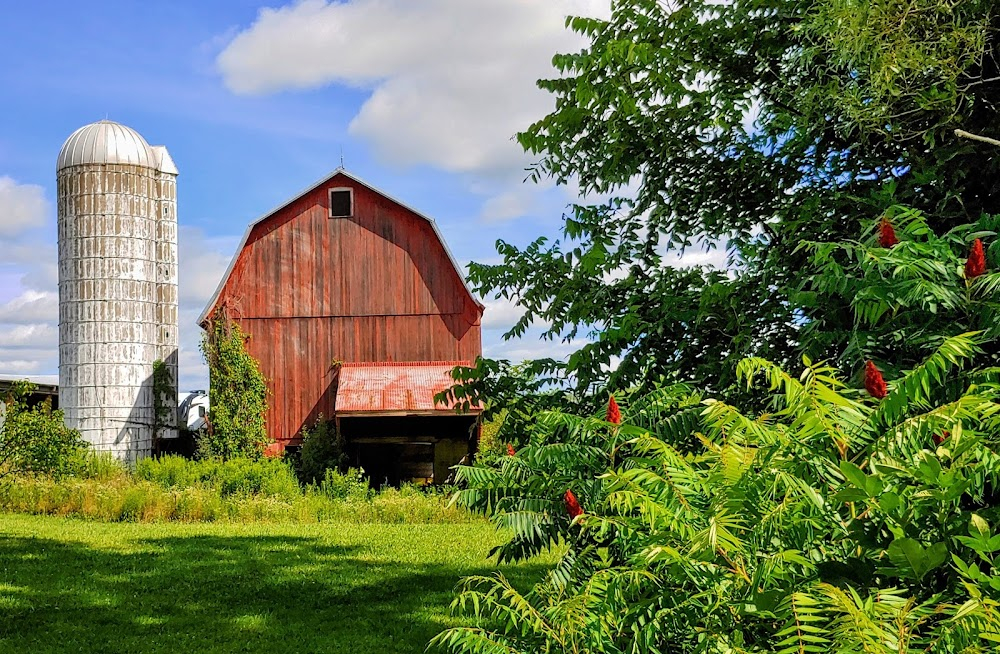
[{"left": 204, "top": 172, "right": 483, "bottom": 445}]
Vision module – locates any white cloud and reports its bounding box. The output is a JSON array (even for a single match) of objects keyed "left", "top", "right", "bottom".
[
  {"left": 178, "top": 308, "right": 209, "bottom": 392},
  {"left": 0, "top": 177, "right": 57, "bottom": 378},
  {"left": 671, "top": 247, "right": 729, "bottom": 269},
  {"left": 0, "top": 324, "right": 57, "bottom": 350},
  {"left": 484, "top": 333, "right": 579, "bottom": 363},
  {"left": 176, "top": 227, "right": 240, "bottom": 391},
  {"left": 0, "top": 177, "right": 48, "bottom": 237},
  {"left": 480, "top": 188, "right": 538, "bottom": 223},
  {"left": 0, "top": 357, "right": 53, "bottom": 376},
  {"left": 178, "top": 226, "right": 236, "bottom": 307},
  {"left": 0, "top": 290, "right": 57, "bottom": 324},
  {"left": 217, "top": 0, "right": 609, "bottom": 176},
  {"left": 481, "top": 297, "right": 525, "bottom": 331}
]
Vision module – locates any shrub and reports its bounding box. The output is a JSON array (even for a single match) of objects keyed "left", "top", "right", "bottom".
[
  {"left": 0, "top": 381, "right": 86, "bottom": 481},
  {"left": 297, "top": 416, "right": 347, "bottom": 485},
  {"left": 317, "top": 467, "right": 369, "bottom": 501},
  {"left": 433, "top": 214, "right": 1000, "bottom": 652},
  {"left": 134, "top": 454, "right": 198, "bottom": 488},
  {"left": 471, "top": 411, "right": 505, "bottom": 468},
  {"left": 213, "top": 457, "right": 300, "bottom": 500},
  {"left": 135, "top": 455, "right": 301, "bottom": 501}
]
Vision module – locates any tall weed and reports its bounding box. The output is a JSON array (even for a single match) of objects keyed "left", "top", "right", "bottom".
[
  {"left": 134, "top": 455, "right": 300, "bottom": 501},
  {"left": 0, "top": 471, "right": 474, "bottom": 524}
]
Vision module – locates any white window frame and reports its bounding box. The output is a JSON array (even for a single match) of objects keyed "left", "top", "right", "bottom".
[{"left": 329, "top": 187, "right": 354, "bottom": 218}]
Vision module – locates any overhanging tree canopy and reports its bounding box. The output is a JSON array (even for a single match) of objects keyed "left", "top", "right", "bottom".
[{"left": 465, "top": 0, "right": 1000, "bottom": 408}]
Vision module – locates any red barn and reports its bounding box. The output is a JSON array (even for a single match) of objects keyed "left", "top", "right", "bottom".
[{"left": 199, "top": 169, "right": 483, "bottom": 483}]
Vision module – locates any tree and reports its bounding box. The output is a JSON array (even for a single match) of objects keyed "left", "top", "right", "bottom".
[
  {"left": 199, "top": 311, "right": 270, "bottom": 460},
  {"left": 0, "top": 381, "right": 85, "bottom": 481},
  {"left": 466, "top": 0, "right": 1000, "bottom": 408}
]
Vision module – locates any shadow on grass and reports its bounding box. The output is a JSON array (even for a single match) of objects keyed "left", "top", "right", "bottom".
[{"left": 0, "top": 532, "right": 550, "bottom": 654}]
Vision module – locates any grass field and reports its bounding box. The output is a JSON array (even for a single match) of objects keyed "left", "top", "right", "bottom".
[{"left": 0, "top": 514, "right": 554, "bottom": 653}]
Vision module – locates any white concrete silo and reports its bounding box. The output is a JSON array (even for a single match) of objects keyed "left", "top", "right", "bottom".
[{"left": 56, "top": 120, "right": 179, "bottom": 461}]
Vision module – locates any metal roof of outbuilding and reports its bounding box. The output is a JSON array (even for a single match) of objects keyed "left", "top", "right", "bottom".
[{"left": 335, "top": 361, "right": 481, "bottom": 416}]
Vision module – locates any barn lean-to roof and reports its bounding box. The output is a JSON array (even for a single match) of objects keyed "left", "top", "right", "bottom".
[
  {"left": 197, "top": 167, "right": 485, "bottom": 327},
  {"left": 335, "top": 361, "right": 482, "bottom": 416}
]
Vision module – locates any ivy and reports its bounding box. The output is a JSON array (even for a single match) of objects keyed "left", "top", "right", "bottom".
[
  {"left": 151, "top": 359, "right": 174, "bottom": 452},
  {"left": 199, "top": 310, "right": 270, "bottom": 460}
]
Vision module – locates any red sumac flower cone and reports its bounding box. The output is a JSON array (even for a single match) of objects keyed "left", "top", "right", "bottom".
[
  {"left": 966, "top": 238, "right": 987, "bottom": 279},
  {"left": 506, "top": 443, "right": 516, "bottom": 457},
  {"left": 878, "top": 218, "right": 899, "bottom": 248},
  {"left": 564, "top": 489, "right": 583, "bottom": 519},
  {"left": 606, "top": 395, "right": 621, "bottom": 425},
  {"left": 865, "top": 360, "right": 888, "bottom": 399}
]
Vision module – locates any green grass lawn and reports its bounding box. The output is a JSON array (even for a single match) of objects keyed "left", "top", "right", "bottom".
[{"left": 0, "top": 514, "right": 554, "bottom": 653}]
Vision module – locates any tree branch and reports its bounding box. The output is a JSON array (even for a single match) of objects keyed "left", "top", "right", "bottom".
[{"left": 954, "top": 129, "right": 1000, "bottom": 147}]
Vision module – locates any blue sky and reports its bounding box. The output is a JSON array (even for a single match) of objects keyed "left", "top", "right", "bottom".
[{"left": 0, "top": 0, "right": 635, "bottom": 390}]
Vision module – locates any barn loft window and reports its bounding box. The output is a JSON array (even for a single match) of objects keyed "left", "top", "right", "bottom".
[{"left": 329, "top": 188, "right": 353, "bottom": 218}]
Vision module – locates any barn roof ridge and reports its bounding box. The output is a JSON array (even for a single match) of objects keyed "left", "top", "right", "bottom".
[{"left": 197, "top": 167, "right": 485, "bottom": 326}]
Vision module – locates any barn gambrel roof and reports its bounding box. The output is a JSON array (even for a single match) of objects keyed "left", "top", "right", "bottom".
[{"left": 197, "top": 167, "right": 484, "bottom": 327}]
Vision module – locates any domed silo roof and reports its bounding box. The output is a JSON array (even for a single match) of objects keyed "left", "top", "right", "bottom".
[{"left": 57, "top": 120, "right": 156, "bottom": 171}]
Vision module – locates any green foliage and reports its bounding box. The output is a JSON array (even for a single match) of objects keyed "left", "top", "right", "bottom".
[
  {"left": 457, "top": 0, "right": 1000, "bottom": 402},
  {"left": 296, "top": 415, "right": 347, "bottom": 485},
  {"left": 135, "top": 454, "right": 301, "bottom": 501},
  {"left": 151, "top": 359, "right": 175, "bottom": 447},
  {"left": 472, "top": 411, "right": 507, "bottom": 468},
  {"left": 199, "top": 312, "right": 270, "bottom": 460},
  {"left": 433, "top": 216, "right": 1000, "bottom": 651},
  {"left": 0, "top": 381, "right": 86, "bottom": 481},
  {"left": 317, "top": 467, "right": 371, "bottom": 501},
  {"left": 65, "top": 450, "right": 128, "bottom": 482},
  {"left": 1, "top": 458, "right": 477, "bottom": 525},
  {"left": 441, "top": 359, "right": 592, "bottom": 464},
  {"left": 452, "top": 383, "right": 698, "bottom": 564},
  {"left": 434, "top": 2, "right": 1000, "bottom": 651},
  {"left": 806, "top": 0, "right": 995, "bottom": 142},
  {"left": 797, "top": 206, "right": 1000, "bottom": 370},
  {"left": 435, "top": 343, "right": 1000, "bottom": 652}
]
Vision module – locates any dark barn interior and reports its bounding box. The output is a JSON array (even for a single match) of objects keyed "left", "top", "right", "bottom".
[{"left": 339, "top": 415, "right": 478, "bottom": 486}]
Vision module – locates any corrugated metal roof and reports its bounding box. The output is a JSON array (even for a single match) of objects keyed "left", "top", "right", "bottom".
[{"left": 335, "top": 361, "right": 481, "bottom": 415}]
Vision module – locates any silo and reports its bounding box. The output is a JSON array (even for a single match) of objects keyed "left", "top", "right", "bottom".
[{"left": 56, "top": 120, "right": 179, "bottom": 461}]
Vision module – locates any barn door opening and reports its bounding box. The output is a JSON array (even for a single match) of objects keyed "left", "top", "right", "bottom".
[
  {"left": 355, "top": 441, "right": 433, "bottom": 487},
  {"left": 339, "top": 414, "right": 477, "bottom": 487}
]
